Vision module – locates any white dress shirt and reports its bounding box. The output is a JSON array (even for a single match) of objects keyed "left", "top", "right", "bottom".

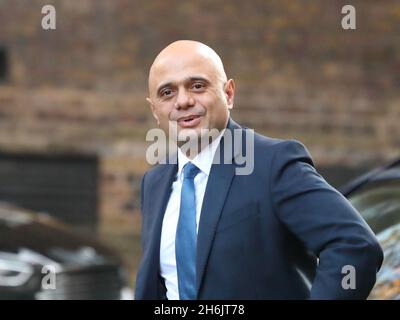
[{"left": 159, "top": 131, "right": 224, "bottom": 300}]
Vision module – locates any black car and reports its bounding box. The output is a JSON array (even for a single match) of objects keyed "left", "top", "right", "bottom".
[
  {"left": 0, "top": 201, "right": 133, "bottom": 300},
  {"left": 340, "top": 158, "right": 400, "bottom": 300}
]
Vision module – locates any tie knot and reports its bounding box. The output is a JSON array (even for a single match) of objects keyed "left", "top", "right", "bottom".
[{"left": 183, "top": 162, "right": 200, "bottom": 179}]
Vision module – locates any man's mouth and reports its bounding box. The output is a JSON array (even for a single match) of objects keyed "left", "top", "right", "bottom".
[{"left": 177, "top": 115, "right": 202, "bottom": 128}]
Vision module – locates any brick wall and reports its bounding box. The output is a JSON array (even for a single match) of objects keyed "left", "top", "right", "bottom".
[{"left": 0, "top": 0, "right": 399, "bottom": 220}]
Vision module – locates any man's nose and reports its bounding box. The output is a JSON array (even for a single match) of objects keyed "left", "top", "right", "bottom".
[{"left": 175, "top": 88, "right": 195, "bottom": 109}]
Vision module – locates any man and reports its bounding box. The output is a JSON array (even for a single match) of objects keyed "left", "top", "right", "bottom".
[{"left": 135, "top": 40, "right": 383, "bottom": 300}]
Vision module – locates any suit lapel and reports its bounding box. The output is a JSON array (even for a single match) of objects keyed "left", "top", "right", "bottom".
[
  {"left": 144, "top": 162, "right": 177, "bottom": 298},
  {"left": 196, "top": 119, "right": 242, "bottom": 294}
]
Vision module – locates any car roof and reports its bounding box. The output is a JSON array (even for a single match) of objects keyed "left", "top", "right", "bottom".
[{"left": 339, "top": 158, "right": 400, "bottom": 197}]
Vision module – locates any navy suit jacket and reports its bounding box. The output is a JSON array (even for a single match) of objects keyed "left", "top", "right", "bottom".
[{"left": 135, "top": 118, "right": 383, "bottom": 299}]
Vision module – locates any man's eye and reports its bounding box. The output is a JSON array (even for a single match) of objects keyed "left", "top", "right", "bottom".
[
  {"left": 161, "top": 89, "right": 172, "bottom": 96},
  {"left": 192, "top": 83, "right": 205, "bottom": 90}
]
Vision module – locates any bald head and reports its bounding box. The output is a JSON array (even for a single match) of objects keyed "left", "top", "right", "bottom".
[{"left": 148, "top": 40, "right": 227, "bottom": 96}]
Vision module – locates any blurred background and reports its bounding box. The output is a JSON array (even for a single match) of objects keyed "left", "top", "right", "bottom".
[{"left": 0, "top": 0, "right": 399, "bottom": 299}]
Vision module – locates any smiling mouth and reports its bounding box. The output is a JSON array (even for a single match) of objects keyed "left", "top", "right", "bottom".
[
  {"left": 178, "top": 115, "right": 199, "bottom": 121},
  {"left": 177, "top": 115, "right": 202, "bottom": 128}
]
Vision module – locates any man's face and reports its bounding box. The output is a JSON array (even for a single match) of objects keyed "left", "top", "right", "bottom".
[{"left": 147, "top": 49, "right": 234, "bottom": 146}]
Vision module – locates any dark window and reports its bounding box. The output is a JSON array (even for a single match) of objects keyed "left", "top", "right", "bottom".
[
  {"left": 0, "top": 47, "right": 8, "bottom": 82},
  {"left": 0, "top": 152, "right": 99, "bottom": 232}
]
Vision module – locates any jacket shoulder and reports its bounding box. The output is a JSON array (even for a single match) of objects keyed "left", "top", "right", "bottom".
[{"left": 141, "top": 162, "right": 177, "bottom": 186}]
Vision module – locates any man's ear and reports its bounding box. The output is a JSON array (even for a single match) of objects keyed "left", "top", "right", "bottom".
[
  {"left": 146, "top": 97, "right": 160, "bottom": 124},
  {"left": 224, "top": 79, "right": 235, "bottom": 110}
]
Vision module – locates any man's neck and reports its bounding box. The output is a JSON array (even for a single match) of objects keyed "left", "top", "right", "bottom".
[{"left": 179, "top": 131, "right": 225, "bottom": 159}]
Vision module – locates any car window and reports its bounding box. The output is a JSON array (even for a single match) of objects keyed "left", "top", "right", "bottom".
[
  {"left": 347, "top": 180, "right": 400, "bottom": 234},
  {"left": 368, "top": 222, "right": 400, "bottom": 300}
]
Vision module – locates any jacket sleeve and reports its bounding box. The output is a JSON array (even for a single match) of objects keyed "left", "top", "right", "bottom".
[{"left": 270, "top": 140, "right": 383, "bottom": 299}]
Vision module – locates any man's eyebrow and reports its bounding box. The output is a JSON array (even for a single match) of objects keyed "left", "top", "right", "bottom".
[{"left": 188, "top": 76, "right": 210, "bottom": 84}]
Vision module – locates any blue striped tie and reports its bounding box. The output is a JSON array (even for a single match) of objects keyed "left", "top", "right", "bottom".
[{"left": 175, "top": 162, "right": 200, "bottom": 300}]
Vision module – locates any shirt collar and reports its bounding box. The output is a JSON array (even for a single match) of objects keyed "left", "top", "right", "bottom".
[{"left": 177, "top": 129, "right": 225, "bottom": 178}]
